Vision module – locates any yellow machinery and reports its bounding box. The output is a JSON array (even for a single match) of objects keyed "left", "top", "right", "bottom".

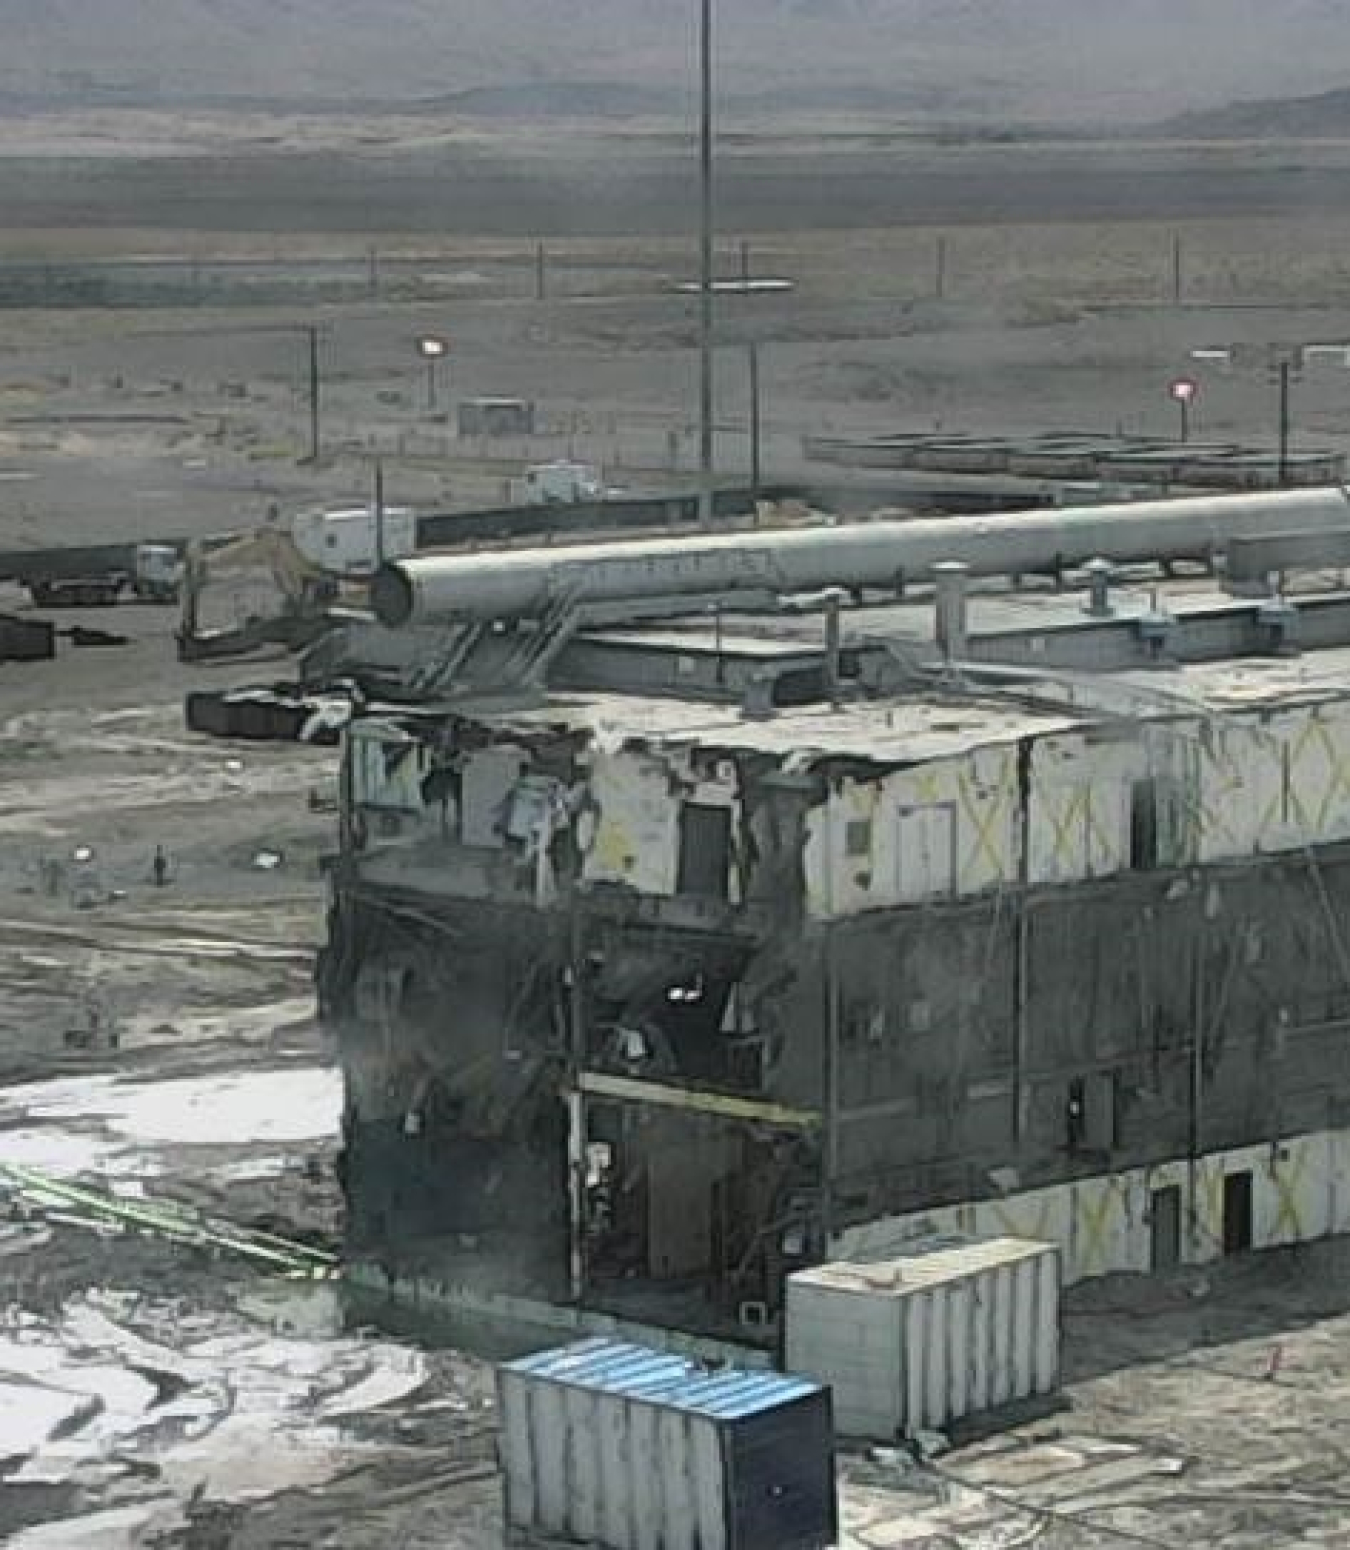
[{"left": 176, "top": 527, "right": 349, "bottom": 662}]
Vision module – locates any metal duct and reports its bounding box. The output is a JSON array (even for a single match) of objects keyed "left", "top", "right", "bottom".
[
  {"left": 372, "top": 488, "right": 1350, "bottom": 629},
  {"left": 933, "top": 561, "right": 970, "bottom": 659}
]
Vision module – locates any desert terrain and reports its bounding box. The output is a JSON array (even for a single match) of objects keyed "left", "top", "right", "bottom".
[{"left": 7, "top": 83, "right": 1350, "bottom": 1545}]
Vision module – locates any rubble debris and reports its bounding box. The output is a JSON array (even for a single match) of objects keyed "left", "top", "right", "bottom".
[
  {"left": 62, "top": 1003, "right": 119, "bottom": 1052},
  {"left": 185, "top": 685, "right": 351, "bottom": 744},
  {"left": 911, "top": 1429, "right": 952, "bottom": 1463},
  {"left": 63, "top": 625, "right": 129, "bottom": 649},
  {"left": 0, "top": 612, "right": 55, "bottom": 662}
]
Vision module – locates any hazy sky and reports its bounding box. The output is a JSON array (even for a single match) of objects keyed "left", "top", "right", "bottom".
[{"left": 2, "top": 2, "right": 1350, "bottom": 124}]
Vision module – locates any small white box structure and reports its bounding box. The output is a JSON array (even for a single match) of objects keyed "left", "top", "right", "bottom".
[{"left": 785, "top": 1235, "right": 1060, "bottom": 1440}]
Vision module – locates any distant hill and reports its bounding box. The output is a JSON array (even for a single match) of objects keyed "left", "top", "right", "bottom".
[
  {"left": 4, "top": 2, "right": 1350, "bottom": 126},
  {"left": 1161, "top": 85, "right": 1350, "bottom": 139}
]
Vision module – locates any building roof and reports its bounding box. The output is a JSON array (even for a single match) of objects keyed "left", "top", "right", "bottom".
[
  {"left": 789, "top": 1236, "right": 1055, "bottom": 1298},
  {"left": 474, "top": 688, "right": 1079, "bottom": 767},
  {"left": 1127, "top": 643, "right": 1350, "bottom": 712},
  {"left": 597, "top": 576, "right": 1287, "bottom": 655},
  {"left": 504, "top": 1337, "right": 821, "bottom": 1420}
]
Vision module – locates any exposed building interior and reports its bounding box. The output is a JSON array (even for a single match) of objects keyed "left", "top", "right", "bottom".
[{"left": 319, "top": 487, "right": 1350, "bottom": 1339}]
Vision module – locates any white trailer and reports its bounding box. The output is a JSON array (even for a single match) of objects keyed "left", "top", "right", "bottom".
[
  {"left": 521, "top": 461, "right": 603, "bottom": 506},
  {"left": 290, "top": 506, "right": 416, "bottom": 577}
]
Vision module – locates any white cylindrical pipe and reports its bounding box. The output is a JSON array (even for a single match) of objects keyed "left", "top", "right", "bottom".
[{"left": 372, "top": 487, "right": 1350, "bottom": 628}]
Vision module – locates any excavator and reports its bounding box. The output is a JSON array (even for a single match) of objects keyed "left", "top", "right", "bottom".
[
  {"left": 176, "top": 527, "right": 339, "bottom": 662},
  {"left": 176, "top": 525, "right": 382, "bottom": 663},
  {"left": 177, "top": 504, "right": 420, "bottom": 663}
]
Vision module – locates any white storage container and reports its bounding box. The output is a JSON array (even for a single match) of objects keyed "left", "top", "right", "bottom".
[
  {"left": 497, "top": 1337, "right": 836, "bottom": 1550},
  {"left": 785, "top": 1235, "right": 1060, "bottom": 1440},
  {"left": 290, "top": 505, "right": 416, "bottom": 575}
]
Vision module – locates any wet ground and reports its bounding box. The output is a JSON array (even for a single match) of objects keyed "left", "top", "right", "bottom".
[{"left": 0, "top": 637, "right": 510, "bottom": 1548}]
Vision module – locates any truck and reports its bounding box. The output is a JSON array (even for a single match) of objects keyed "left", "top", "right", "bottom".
[
  {"left": 22, "top": 541, "right": 183, "bottom": 607},
  {"left": 131, "top": 542, "right": 183, "bottom": 602},
  {"left": 26, "top": 573, "right": 127, "bottom": 607},
  {"left": 520, "top": 461, "right": 603, "bottom": 506}
]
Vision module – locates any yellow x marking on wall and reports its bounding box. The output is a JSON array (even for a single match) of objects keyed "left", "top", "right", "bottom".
[
  {"left": 1270, "top": 1146, "right": 1310, "bottom": 1242},
  {"left": 907, "top": 769, "right": 944, "bottom": 806},
  {"left": 1082, "top": 789, "right": 1118, "bottom": 872},
  {"left": 988, "top": 1195, "right": 1055, "bottom": 1241},
  {"left": 1073, "top": 1179, "right": 1127, "bottom": 1275},
  {"left": 957, "top": 764, "right": 1014, "bottom": 886},
  {"left": 1285, "top": 713, "right": 1350, "bottom": 836},
  {"left": 1045, "top": 787, "right": 1086, "bottom": 874}
]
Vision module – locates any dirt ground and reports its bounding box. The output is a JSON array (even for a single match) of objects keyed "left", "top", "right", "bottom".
[
  {"left": 7, "top": 115, "right": 1350, "bottom": 1547},
  {"left": 4, "top": 122, "right": 1350, "bottom": 547}
]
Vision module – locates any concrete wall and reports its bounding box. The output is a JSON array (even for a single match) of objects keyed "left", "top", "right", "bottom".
[
  {"left": 1196, "top": 701, "right": 1350, "bottom": 861},
  {"left": 346, "top": 691, "right": 1350, "bottom": 921},
  {"left": 804, "top": 744, "right": 1020, "bottom": 915},
  {"left": 802, "top": 698, "right": 1350, "bottom": 919},
  {"left": 583, "top": 744, "right": 742, "bottom": 900},
  {"left": 811, "top": 842, "right": 1350, "bottom": 1236},
  {"left": 833, "top": 1127, "right": 1350, "bottom": 1284}
]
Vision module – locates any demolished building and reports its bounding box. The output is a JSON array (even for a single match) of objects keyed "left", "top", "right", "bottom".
[{"left": 320, "top": 489, "right": 1350, "bottom": 1340}]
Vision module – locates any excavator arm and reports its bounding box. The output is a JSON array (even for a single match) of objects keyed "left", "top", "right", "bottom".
[{"left": 177, "top": 527, "right": 344, "bottom": 663}]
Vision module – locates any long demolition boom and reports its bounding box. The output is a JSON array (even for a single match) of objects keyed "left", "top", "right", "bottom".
[{"left": 371, "top": 487, "right": 1350, "bottom": 628}]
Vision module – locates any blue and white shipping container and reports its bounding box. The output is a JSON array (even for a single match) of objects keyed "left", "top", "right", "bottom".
[{"left": 497, "top": 1337, "right": 837, "bottom": 1550}]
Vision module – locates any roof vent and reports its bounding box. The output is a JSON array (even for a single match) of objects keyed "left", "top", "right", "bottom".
[
  {"left": 933, "top": 560, "right": 970, "bottom": 661},
  {"left": 1083, "top": 557, "right": 1114, "bottom": 618},
  {"left": 741, "top": 670, "right": 776, "bottom": 720},
  {"left": 1257, "top": 596, "right": 1300, "bottom": 656},
  {"left": 1135, "top": 593, "right": 1175, "bottom": 663}
]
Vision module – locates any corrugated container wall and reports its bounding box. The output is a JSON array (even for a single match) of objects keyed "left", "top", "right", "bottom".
[
  {"left": 785, "top": 1236, "right": 1060, "bottom": 1440},
  {"left": 497, "top": 1338, "right": 837, "bottom": 1550}
]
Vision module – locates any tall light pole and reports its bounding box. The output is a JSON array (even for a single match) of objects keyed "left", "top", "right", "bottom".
[
  {"left": 305, "top": 323, "right": 322, "bottom": 463},
  {"left": 1169, "top": 376, "right": 1197, "bottom": 444},
  {"left": 416, "top": 334, "right": 449, "bottom": 413},
  {"left": 1276, "top": 357, "right": 1295, "bottom": 487},
  {"left": 697, "top": 0, "right": 715, "bottom": 524},
  {"left": 372, "top": 455, "right": 386, "bottom": 567},
  {"left": 748, "top": 343, "right": 762, "bottom": 499}
]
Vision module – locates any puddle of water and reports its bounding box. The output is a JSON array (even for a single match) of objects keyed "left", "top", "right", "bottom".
[
  {"left": 7, "top": 1504, "right": 173, "bottom": 1550},
  {"left": 2, "top": 1066, "right": 341, "bottom": 1148},
  {"left": 104, "top": 1068, "right": 341, "bottom": 1145},
  {"left": 0, "top": 1128, "right": 151, "bottom": 1179}
]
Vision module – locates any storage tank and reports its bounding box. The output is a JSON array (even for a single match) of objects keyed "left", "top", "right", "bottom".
[
  {"left": 497, "top": 1337, "right": 837, "bottom": 1550},
  {"left": 785, "top": 1236, "right": 1060, "bottom": 1441}
]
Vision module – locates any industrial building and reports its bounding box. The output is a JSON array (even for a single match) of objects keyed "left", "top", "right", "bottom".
[{"left": 320, "top": 486, "right": 1350, "bottom": 1342}]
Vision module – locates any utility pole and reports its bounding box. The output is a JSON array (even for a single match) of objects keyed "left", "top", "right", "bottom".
[
  {"left": 1277, "top": 357, "right": 1292, "bottom": 486},
  {"left": 739, "top": 238, "right": 751, "bottom": 286},
  {"left": 697, "top": 0, "right": 716, "bottom": 525},
  {"left": 747, "top": 343, "right": 762, "bottom": 498},
  {"left": 372, "top": 455, "right": 386, "bottom": 567},
  {"left": 367, "top": 246, "right": 380, "bottom": 301},
  {"left": 1171, "top": 230, "right": 1183, "bottom": 304},
  {"left": 305, "top": 324, "right": 321, "bottom": 463},
  {"left": 935, "top": 233, "right": 948, "bottom": 301},
  {"left": 535, "top": 241, "right": 547, "bottom": 302}
]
